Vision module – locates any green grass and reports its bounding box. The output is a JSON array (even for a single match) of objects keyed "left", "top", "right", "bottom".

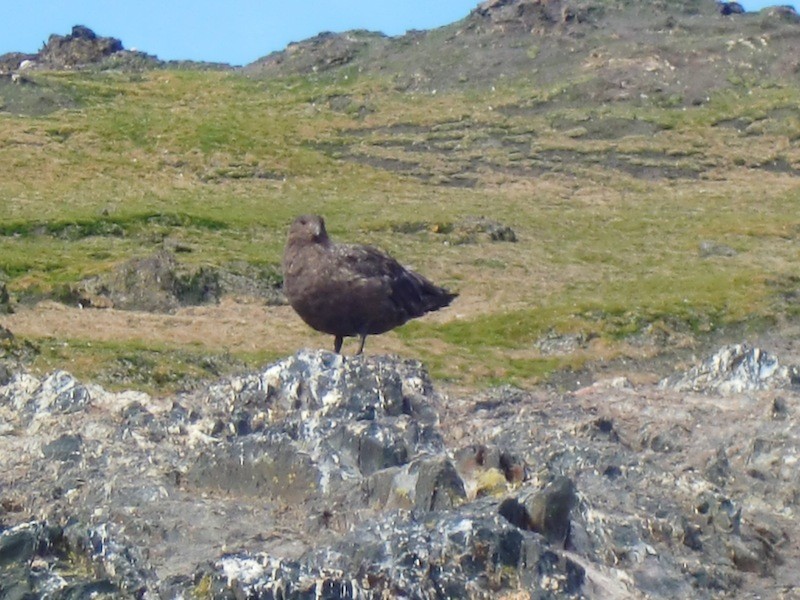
[
  {"left": 1, "top": 69, "right": 799, "bottom": 390},
  {"left": 32, "top": 336, "right": 279, "bottom": 393}
]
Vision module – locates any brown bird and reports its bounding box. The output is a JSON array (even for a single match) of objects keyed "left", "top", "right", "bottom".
[{"left": 282, "top": 214, "right": 457, "bottom": 354}]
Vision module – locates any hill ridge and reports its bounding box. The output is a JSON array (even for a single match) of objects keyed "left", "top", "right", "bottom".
[{"left": 240, "top": 0, "right": 800, "bottom": 103}]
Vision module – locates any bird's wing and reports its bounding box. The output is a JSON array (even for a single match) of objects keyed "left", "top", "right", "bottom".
[
  {"left": 335, "top": 243, "right": 402, "bottom": 278},
  {"left": 336, "top": 244, "right": 434, "bottom": 317}
]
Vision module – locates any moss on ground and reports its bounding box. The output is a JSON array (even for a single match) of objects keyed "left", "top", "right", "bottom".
[{"left": 1, "top": 69, "right": 799, "bottom": 390}]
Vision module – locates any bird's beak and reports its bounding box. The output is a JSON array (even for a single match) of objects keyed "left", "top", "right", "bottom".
[{"left": 312, "top": 218, "right": 326, "bottom": 241}]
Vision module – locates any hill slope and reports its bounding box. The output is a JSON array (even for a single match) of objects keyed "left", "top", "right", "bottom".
[
  {"left": 246, "top": 0, "right": 800, "bottom": 104},
  {"left": 0, "top": 0, "right": 798, "bottom": 390}
]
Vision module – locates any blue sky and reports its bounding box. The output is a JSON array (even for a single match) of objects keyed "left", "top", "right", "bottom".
[{"left": 0, "top": 0, "right": 789, "bottom": 66}]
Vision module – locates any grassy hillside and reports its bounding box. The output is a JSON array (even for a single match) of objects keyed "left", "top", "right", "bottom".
[{"left": 1, "top": 55, "right": 799, "bottom": 389}]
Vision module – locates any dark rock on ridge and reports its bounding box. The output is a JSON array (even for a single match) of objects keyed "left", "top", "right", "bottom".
[
  {"left": 0, "top": 25, "right": 132, "bottom": 73},
  {"left": 38, "top": 25, "right": 123, "bottom": 68},
  {"left": 1, "top": 346, "right": 800, "bottom": 597},
  {"left": 0, "top": 25, "right": 231, "bottom": 78},
  {"left": 718, "top": 2, "right": 746, "bottom": 16},
  {"left": 470, "top": 0, "right": 602, "bottom": 32}
]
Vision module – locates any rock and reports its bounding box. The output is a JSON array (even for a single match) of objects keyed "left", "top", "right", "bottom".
[
  {"left": 1, "top": 347, "right": 800, "bottom": 598},
  {"left": 0, "top": 521, "right": 154, "bottom": 598},
  {"left": 0, "top": 326, "right": 38, "bottom": 380},
  {"left": 699, "top": 240, "right": 737, "bottom": 257},
  {"left": 385, "top": 217, "right": 517, "bottom": 244},
  {"left": 72, "top": 249, "right": 180, "bottom": 312},
  {"left": 0, "top": 523, "right": 38, "bottom": 567},
  {"left": 38, "top": 26, "right": 123, "bottom": 69},
  {"left": 696, "top": 491, "right": 741, "bottom": 534},
  {"left": 189, "top": 351, "right": 446, "bottom": 503},
  {"left": 0, "top": 326, "right": 13, "bottom": 343},
  {"left": 80, "top": 249, "right": 206, "bottom": 312},
  {"left": 2, "top": 369, "right": 93, "bottom": 419},
  {"left": 525, "top": 476, "right": 577, "bottom": 545},
  {"left": 718, "top": 2, "right": 745, "bottom": 16},
  {"left": 452, "top": 217, "right": 518, "bottom": 244},
  {"left": 661, "top": 343, "right": 799, "bottom": 393},
  {"left": 250, "top": 30, "right": 387, "bottom": 76},
  {"left": 498, "top": 476, "right": 577, "bottom": 546},
  {"left": 70, "top": 25, "right": 97, "bottom": 41},
  {"left": 42, "top": 433, "right": 83, "bottom": 463},
  {"left": 763, "top": 6, "right": 800, "bottom": 22},
  {"left": 470, "top": 0, "right": 601, "bottom": 35},
  {"left": 207, "top": 500, "right": 584, "bottom": 599},
  {"left": 728, "top": 537, "right": 761, "bottom": 573},
  {"left": 485, "top": 222, "right": 518, "bottom": 242},
  {"left": 72, "top": 250, "right": 283, "bottom": 312},
  {"left": 473, "top": 0, "right": 562, "bottom": 30},
  {"left": 377, "top": 455, "right": 467, "bottom": 511},
  {"left": 187, "top": 434, "right": 325, "bottom": 501},
  {"left": 535, "top": 331, "right": 592, "bottom": 355},
  {"left": 771, "top": 396, "right": 790, "bottom": 420},
  {"left": 705, "top": 446, "right": 731, "bottom": 485},
  {"left": 454, "top": 443, "right": 527, "bottom": 498},
  {"left": 0, "top": 282, "right": 12, "bottom": 314},
  {"left": 0, "top": 52, "right": 37, "bottom": 74}
]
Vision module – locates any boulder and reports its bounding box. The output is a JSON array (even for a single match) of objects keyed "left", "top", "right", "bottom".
[
  {"left": 0, "top": 52, "right": 36, "bottom": 74},
  {"left": 718, "top": 2, "right": 746, "bottom": 16}
]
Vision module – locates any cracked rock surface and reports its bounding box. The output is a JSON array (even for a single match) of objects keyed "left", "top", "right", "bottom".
[{"left": 1, "top": 346, "right": 799, "bottom": 598}]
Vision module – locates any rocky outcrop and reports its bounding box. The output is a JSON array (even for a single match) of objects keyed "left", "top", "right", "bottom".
[
  {"left": 1, "top": 346, "right": 799, "bottom": 597},
  {"left": 0, "top": 52, "right": 36, "bottom": 75},
  {"left": 470, "top": 0, "right": 602, "bottom": 32},
  {"left": 763, "top": 5, "right": 800, "bottom": 22},
  {"left": 0, "top": 25, "right": 167, "bottom": 75},
  {"left": 718, "top": 2, "right": 746, "bottom": 16},
  {"left": 661, "top": 343, "right": 800, "bottom": 393},
  {"left": 37, "top": 25, "right": 123, "bottom": 69},
  {"left": 68, "top": 249, "right": 284, "bottom": 312},
  {"left": 250, "top": 30, "right": 388, "bottom": 76}
]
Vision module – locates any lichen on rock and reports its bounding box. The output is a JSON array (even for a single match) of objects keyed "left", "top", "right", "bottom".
[{"left": 1, "top": 346, "right": 799, "bottom": 598}]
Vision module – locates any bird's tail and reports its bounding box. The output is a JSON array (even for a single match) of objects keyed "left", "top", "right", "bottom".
[
  {"left": 424, "top": 286, "right": 457, "bottom": 312},
  {"left": 393, "top": 270, "right": 457, "bottom": 318}
]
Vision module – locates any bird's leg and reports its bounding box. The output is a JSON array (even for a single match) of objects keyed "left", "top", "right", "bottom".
[
  {"left": 356, "top": 334, "right": 367, "bottom": 355},
  {"left": 334, "top": 335, "right": 343, "bottom": 354}
]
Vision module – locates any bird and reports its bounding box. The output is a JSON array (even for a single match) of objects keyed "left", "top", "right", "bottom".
[{"left": 282, "top": 214, "right": 457, "bottom": 355}]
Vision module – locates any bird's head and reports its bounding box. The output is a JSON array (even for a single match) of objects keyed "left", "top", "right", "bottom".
[{"left": 288, "top": 214, "right": 329, "bottom": 246}]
